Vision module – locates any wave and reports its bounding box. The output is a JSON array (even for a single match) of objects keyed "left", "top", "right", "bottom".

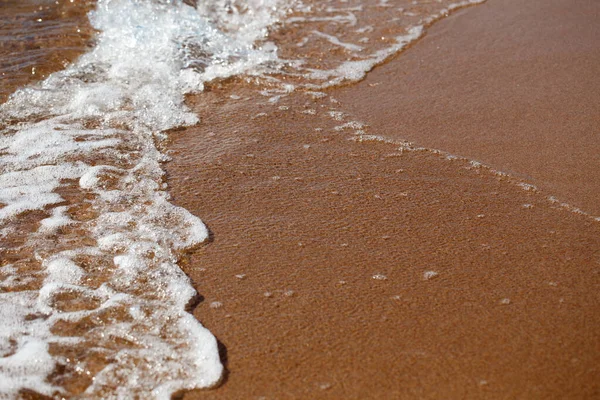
[
  {"left": 0, "top": 0, "right": 487, "bottom": 397},
  {"left": 0, "top": 0, "right": 286, "bottom": 397}
]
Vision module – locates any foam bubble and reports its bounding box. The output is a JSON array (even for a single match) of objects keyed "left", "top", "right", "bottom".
[
  {"left": 259, "top": 0, "right": 487, "bottom": 89},
  {"left": 0, "top": 0, "right": 290, "bottom": 397},
  {"left": 1, "top": 0, "right": 497, "bottom": 397},
  {"left": 423, "top": 271, "right": 439, "bottom": 280}
]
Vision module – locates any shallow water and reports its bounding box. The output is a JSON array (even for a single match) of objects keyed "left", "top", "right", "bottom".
[
  {"left": 0, "top": 0, "right": 488, "bottom": 398},
  {"left": 0, "top": 0, "right": 95, "bottom": 103}
]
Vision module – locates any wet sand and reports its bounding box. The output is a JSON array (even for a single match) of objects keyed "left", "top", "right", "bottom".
[
  {"left": 336, "top": 0, "right": 600, "bottom": 216},
  {"left": 166, "top": 0, "right": 600, "bottom": 398},
  {"left": 0, "top": 0, "right": 95, "bottom": 103}
]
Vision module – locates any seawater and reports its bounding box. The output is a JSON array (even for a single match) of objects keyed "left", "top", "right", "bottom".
[{"left": 0, "top": 0, "right": 484, "bottom": 398}]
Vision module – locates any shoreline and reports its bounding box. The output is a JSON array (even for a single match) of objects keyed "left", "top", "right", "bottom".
[
  {"left": 336, "top": 0, "right": 600, "bottom": 216},
  {"left": 166, "top": 1, "right": 600, "bottom": 398},
  {"left": 0, "top": 0, "right": 597, "bottom": 397}
]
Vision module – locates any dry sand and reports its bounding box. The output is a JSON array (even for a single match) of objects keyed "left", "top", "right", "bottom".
[{"left": 165, "top": 0, "right": 600, "bottom": 398}]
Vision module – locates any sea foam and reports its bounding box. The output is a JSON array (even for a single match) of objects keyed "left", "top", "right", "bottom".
[
  {"left": 264, "top": 0, "right": 486, "bottom": 90},
  {"left": 0, "top": 0, "right": 491, "bottom": 397},
  {"left": 0, "top": 0, "right": 286, "bottom": 398}
]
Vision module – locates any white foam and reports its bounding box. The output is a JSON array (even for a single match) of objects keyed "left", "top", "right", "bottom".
[
  {"left": 312, "top": 30, "right": 364, "bottom": 52},
  {"left": 423, "top": 271, "right": 439, "bottom": 280},
  {"left": 44, "top": 257, "right": 85, "bottom": 285},
  {"left": 306, "top": 26, "right": 424, "bottom": 87},
  {"left": 278, "top": 0, "right": 487, "bottom": 89},
  {"left": 288, "top": 13, "right": 358, "bottom": 26},
  {"left": 38, "top": 206, "right": 74, "bottom": 233},
  {"left": 0, "top": 163, "right": 87, "bottom": 224},
  {"left": 1, "top": 0, "right": 518, "bottom": 397},
  {"left": 0, "top": 0, "right": 290, "bottom": 397},
  {"left": 0, "top": 330, "right": 58, "bottom": 399}
]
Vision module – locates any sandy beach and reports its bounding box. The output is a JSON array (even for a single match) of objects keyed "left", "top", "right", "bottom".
[
  {"left": 0, "top": 0, "right": 598, "bottom": 398},
  {"left": 162, "top": 0, "right": 600, "bottom": 398},
  {"left": 336, "top": 0, "right": 600, "bottom": 216}
]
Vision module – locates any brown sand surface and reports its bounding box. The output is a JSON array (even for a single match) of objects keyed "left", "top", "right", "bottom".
[
  {"left": 169, "top": 87, "right": 600, "bottom": 399},
  {"left": 336, "top": 0, "right": 600, "bottom": 216},
  {"left": 163, "top": 1, "right": 600, "bottom": 399}
]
